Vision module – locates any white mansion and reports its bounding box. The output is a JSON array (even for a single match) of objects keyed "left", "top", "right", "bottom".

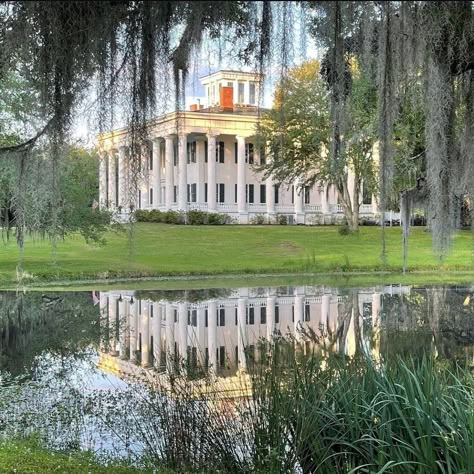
[{"left": 97, "top": 70, "right": 379, "bottom": 224}]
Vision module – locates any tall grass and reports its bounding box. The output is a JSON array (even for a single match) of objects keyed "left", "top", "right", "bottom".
[{"left": 127, "top": 339, "right": 474, "bottom": 474}]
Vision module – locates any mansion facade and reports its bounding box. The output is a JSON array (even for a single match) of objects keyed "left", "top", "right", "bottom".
[{"left": 97, "top": 70, "right": 379, "bottom": 224}]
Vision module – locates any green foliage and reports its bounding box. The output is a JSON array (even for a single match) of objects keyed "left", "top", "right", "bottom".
[
  {"left": 250, "top": 214, "right": 267, "bottom": 225},
  {"left": 134, "top": 209, "right": 233, "bottom": 225},
  {"left": 0, "top": 438, "right": 157, "bottom": 473},
  {"left": 276, "top": 214, "right": 288, "bottom": 225}
]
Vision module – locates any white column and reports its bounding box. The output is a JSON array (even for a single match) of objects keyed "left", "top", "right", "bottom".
[
  {"left": 266, "top": 175, "right": 275, "bottom": 218},
  {"left": 118, "top": 146, "right": 128, "bottom": 211},
  {"left": 99, "top": 152, "right": 108, "bottom": 209},
  {"left": 197, "top": 308, "right": 206, "bottom": 366},
  {"left": 152, "top": 304, "right": 162, "bottom": 367},
  {"left": 129, "top": 299, "right": 138, "bottom": 362},
  {"left": 196, "top": 138, "right": 205, "bottom": 205},
  {"left": 372, "top": 292, "right": 382, "bottom": 362},
  {"left": 118, "top": 298, "right": 127, "bottom": 359},
  {"left": 165, "top": 135, "right": 174, "bottom": 209},
  {"left": 237, "top": 297, "right": 247, "bottom": 371},
  {"left": 108, "top": 152, "right": 116, "bottom": 208},
  {"left": 294, "top": 288, "right": 304, "bottom": 341},
  {"left": 207, "top": 134, "right": 217, "bottom": 212},
  {"left": 99, "top": 292, "right": 108, "bottom": 352},
  {"left": 266, "top": 295, "right": 276, "bottom": 341},
  {"left": 165, "top": 303, "right": 175, "bottom": 363},
  {"left": 178, "top": 134, "right": 188, "bottom": 211},
  {"left": 178, "top": 302, "right": 188, "bottom": 361},
  {"left": 109, "top": 296, "right": 118, "bottom": 355},
  {"left": 141, "top": 303, "right": 150, "bottom": 367},
  {"left": 237, "top": 135, "right": 247, "bottom": 222},
  {"left": 294, "top": 178, "right": 304, "bottom": 224},
  {"left": 207, "top": 301, "right": 217, "bottom": 373},
  {"left": 152, "top": 139, "right": 161, "bottom": 208},
  {"left": 321, "top": 184, "right": 329, "bottom": 215}
]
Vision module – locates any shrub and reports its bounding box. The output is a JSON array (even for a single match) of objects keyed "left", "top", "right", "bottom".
[
  {"left": 134, "top": 209, "right": 232, "bottom": 225},
  {"left": 338, "top": 218, "right": 351, "bottom": 235},
  {"left": 276, "top": 214, "right": 288, "bottom": 225},
  {"left": 250, "top": 214, "right": 267, "bottom": 225},
  {"left": 187, "top": 210, "right": 208, "bottom": 225}
]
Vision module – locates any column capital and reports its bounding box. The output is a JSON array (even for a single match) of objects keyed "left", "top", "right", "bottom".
[
  {"left": 236, "top": 135, "right": 247, "bottom": 143},
  {"left": 152, "top": 136, "right": 163, "bottom": 145},
  {"left": 118, "top": 144, "right": 128, "bottom": 153},
  {"left": 164, "top": 133, "right": 175, "bottom": 141}
]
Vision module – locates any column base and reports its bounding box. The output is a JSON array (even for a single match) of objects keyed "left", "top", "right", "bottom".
[
  {"left": 239, "top": 212, "right": 249, "bottom": 224},
  {"left": 295, "top": 212, "right": 305, "bottom": 224}
]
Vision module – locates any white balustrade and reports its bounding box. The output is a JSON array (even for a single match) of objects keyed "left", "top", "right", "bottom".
[
  {"left": 304, "top": 204, "right": 321, "bottom": 212},
  {"left": 217, "top": 203, "right": 238, "bottom": 212}
]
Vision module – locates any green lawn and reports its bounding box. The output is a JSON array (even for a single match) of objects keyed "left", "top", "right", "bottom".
[
  {"left": 0, "top": 224, "right": 473, "bottom": 285},
  {"left": 0, "top": 439, "right": 163, "bottom": 474}
]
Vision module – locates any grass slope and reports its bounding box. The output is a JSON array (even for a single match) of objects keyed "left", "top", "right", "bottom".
[
  {"left": 0, "top": 224, "right": 473, "bottom": 284},
  {"left": 0, "top": 439, "right": 162, "bottom": 474}
]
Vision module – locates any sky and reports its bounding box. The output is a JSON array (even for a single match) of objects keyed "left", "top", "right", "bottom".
[{"left": 72, "top": 10, "right": 321, "bottom": 147}]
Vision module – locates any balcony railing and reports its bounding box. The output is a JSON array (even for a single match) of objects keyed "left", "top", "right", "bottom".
[
  {"left": 248, "top": 203, "right": 267, "bottom": 213},
  {"left": 275, "top": 204, "right": 294, "bottom": 213},
  {"left": 304, "top": 204, "right": 321, "bottom": 212},
  {"left": 217, "top": 203, "right": 238, "bottom": 212}
]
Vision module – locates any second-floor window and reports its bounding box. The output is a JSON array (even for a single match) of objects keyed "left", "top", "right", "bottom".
[
  {"left": 238, "top": 82, "right": 245, "bottom": 103},
  {"left": 249, "top": 81, "right": 256, "bottom": 104},
  {"left": 216, "top": 141, "right": 225, "bottom": 163}
]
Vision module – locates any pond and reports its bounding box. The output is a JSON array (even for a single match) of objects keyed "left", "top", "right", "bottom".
[{"left": 0, "top": 282, "right": 473, "bottom": 470}]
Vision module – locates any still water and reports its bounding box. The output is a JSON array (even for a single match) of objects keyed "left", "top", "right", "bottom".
[{"left": 0, "top": 283, "right": 473, "bottom": 461}]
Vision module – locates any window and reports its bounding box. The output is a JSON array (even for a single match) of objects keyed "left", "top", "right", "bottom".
[
  {"left": 234, "top": 142, "right": 238, "bottom": 164},
  {"left": 238, "top": 82, "right": 245, "bottom": 103},
  {"left": 274, "top": 185, "right": 279, "bottom": 204},
  {"left": 260, "top": 147, "right": 266, "bottom": 165},
  {"left": 305, "top": 304, "right": 311, "bottom": 322},
  {"left": 245, "top": 143, "right": 254, "bottom": 164},
  {"left": 216, "top": 183, "right": 225, "bottom": 203},
  {"left": 188, "top": 309, "right": 197, "bottom": 327},
  {"left": 246, "top": 184, "right": 254, "bottom": 204},
  {"left": 205, "top": 141, "right": 208, "bottom": 163},
  {"left": 234, "top": 184, "right": 237, "bottom": 203},
  {"left": 148, "top": 147, "right": 153, "bottom": 170},
  {"left": 138, "top": 190, "right": 141, "bottom": 209},
  {"left": 275, "top": 305, "right": 280, "bottom": 324},
  {"left": 291, "top": 185, "right": 294, "bottom": 204},
  {"left": 187, "top": 184, "right": 197, "bottom": 203},
  {"left": 217, "top": 308, "right": 225, "bottom": 327},
  {"left": 235, "top": 308, "right": 238, "bottom": 325},
  {"left": 174, "top": 309, "right": 178, "bottom": 323},
  {"left": 249, "top": 81, "right": 256, "bottom": 104},
  {"left": 114, "top": 154, "right": 119, "bottom": 206},
  {"left": 173, "top": 141, "right": 178, "bottom": 166},
  {"left": 173, "top": 186, "right": 177, "bottom": 203},
  {"left": 139, "top": 300, "right": 142, "bottom": 314},
  {"left": 205, "top": 309, "right": 208, "bottom": 327},
  {"left": 205, "top": 183, "right": 208, "bottom": 203},
  {"left": 260, "top": 185, "right": 266, "bottom": 204},
  {"left": 218, "top": 346, "right": 225, "bottom": 367},
  {"left": 149, "top": 188, "right": 153, "bottom": 206},
  {"left": 260, "top": 306, "right": 267, "bottom": 324},
  {"left": 187, "top": 141, "right": 196, "bottom": 164},
  {"left": 363, "top": 182, "right": 372, "bottom": 205},
  {"left": 187, "top": 184, "right": 190, "bottom": 203},
  {"left": 246, "top": 307, "right": 255, "bottom": 325},
  {"left": 216, "top": 141, "right": 225, "bottom": 163},
  {"left": 291, "top": 306, "right": 294, "bottom": 322},
  {"left": 227, "top": 81, "right": 233, "bottom": 87},
  {"left": 304, "top": 186, "right": 310, "bottom": 205},
  {"left": 150, "top": 304, "right": 154, "bottom": 318}
]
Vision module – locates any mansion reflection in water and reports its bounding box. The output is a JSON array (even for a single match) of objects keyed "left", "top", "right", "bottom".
[{"left": 97, "top": 285, "right": 427, "bottom": 381}]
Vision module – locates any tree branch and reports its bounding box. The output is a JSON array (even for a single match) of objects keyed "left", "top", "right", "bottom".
[{"left": 0, "top": 117, "right": 54, "bottom": 154}]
